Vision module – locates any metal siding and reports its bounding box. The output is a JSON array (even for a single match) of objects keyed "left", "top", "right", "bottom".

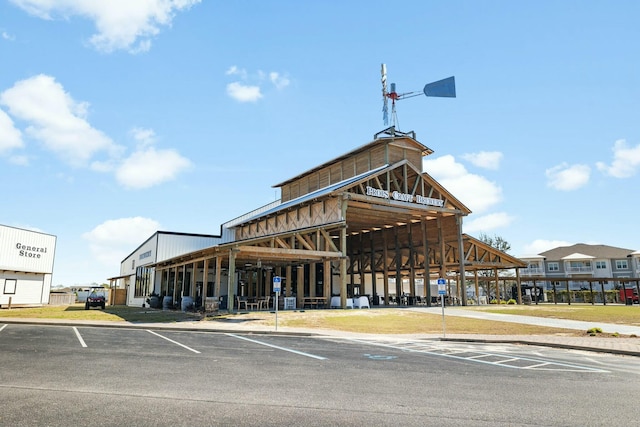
[
  {"left": 120, "top": 235, "right": 158, "bottom": 275},
  {"left": 156, "top": 234, "right": 220, "bottom": 262},
  {"left": 0, "top": 272, "right": 45, "bottom": 305},
  {"left": 0, "top": 225, "right": 56, "bottom": 273}
]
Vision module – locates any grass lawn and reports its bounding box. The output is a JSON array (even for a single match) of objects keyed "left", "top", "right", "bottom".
[
  {"left": 255, "top": 309, "right": 579, "bottom": 335},
  {"left": 0, "top": 304, "right": 200, "bottom": 323},
  {"left": 471, "top": 304, "right": 640, "bottom": 326},
  {"left": 1, "top": 303, "right": 638, "bottom": 336}
]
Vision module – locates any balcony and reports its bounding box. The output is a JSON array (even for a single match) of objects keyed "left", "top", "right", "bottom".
[
  {"left": 520, "top": 267, "right": 544, "bottom": 276},
  {"left": 565, "top": 266, "right": 593, "bottom": 273}
]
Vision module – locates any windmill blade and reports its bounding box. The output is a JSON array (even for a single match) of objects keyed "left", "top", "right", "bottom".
[{"left": 423, "top": 76, "right": 456, "bottom": 98}]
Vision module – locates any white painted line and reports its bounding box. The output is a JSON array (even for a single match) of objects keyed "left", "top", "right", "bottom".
[
  {"left": 525, "top": 362, "right": 552, "bottom": 369},
  {"left": 146, "top": 330, "right": 201, "bottom": 354},
  {"left": 341, "top": 338, "right": 609, "bottom": 373},
  {"left": 73, "top": 327, "right": 87, "bottom": 348},
  {"left": 494, "top": 358, "right": 519, "bottom": 364},
  {"left": 227, "top": 333, "right": 327, "bottom": 360},
  {"left": 0, "top": 324, "right": 7, "bottom": 332}
]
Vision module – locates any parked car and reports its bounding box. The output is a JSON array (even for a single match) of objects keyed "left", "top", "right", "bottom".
[{"left": 85, "top": 287, "right": 106, "bottom": 310}]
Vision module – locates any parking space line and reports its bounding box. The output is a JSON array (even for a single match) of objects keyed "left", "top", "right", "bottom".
[
  {"left": 494, "top": 358, "right": 519, "bottom": 364},
  {"left": 227, "top": 333, "right": 327, "bottom": 360},
  {"left": 340, "top": 338, "right": 609, "bottom": 373},
  {"left": 146, "top": 330, "right": 201, "bottom": 354},
  {"left": 72, "top": 327, "right": 87, "bottom": 348},
  {"left": 0, "top": 324, "right": 7, "bottom": 332}
]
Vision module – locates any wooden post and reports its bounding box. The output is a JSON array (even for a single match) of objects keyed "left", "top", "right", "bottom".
[
  {"left": 340, "top": 226, "right": 348, "bottom": 308},
  {"left": 324, "top": 260, "right": 331, "bottom": 299},
  {"left": 215, "top": 256, "right": 222, "bottom": 298},
  {"left": 297, "top": 264, "right": 305, "bottom": 308},
  {"left": 309, "top": 262, "right": 316, "bottom": 298},
  {"left": 456, "top": 215, "right": 467, "bottom": 306},
  {"left": 495, "top": 268, "right": 500, "bottom": 303},
  {"left": 202, "top": 259, "right": 209, "bottom": 301},
  {"left": 383, "top": 228, "right": 389, "bottom": 304},
  {"left": 422, "top": 218, "right": 431, "bottom": 307}
]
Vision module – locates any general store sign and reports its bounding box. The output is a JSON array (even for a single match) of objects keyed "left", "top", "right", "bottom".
[{"left": 365, "top": 186, "right": 444, "bottom": 207}]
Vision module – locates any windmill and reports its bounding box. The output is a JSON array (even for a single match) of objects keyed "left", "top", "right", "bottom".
[{"left": 381, "top": 63, "right": 456, "bottom": 128}]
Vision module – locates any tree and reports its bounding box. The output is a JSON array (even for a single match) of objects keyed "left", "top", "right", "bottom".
[
  {"left": 476, "top": 233, "right": 513, "bottom": 302},
  {"left": 478, "top": 232, "right": 511, "bottom": 253}
]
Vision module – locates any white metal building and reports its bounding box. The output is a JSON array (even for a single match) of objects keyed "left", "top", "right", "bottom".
[
  {"left": 113, "top": 231, "right": 220, "bottom": 306},
  {"left": 0, "top": 224, "right": 57, "bottom": 307}
]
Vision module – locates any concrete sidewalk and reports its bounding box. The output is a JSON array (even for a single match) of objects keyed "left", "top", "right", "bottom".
[{"left": 2, "top": 310, "right": 640, "bottom": 357}]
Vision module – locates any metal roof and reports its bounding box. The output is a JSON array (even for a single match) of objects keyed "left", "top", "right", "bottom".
[{"left": 233, "top": 164, "right": 389, "bottom": 227}]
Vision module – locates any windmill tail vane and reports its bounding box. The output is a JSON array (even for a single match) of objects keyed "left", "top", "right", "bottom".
[{"left": 380, "top": 63, "right": 456, "bottom": 128}]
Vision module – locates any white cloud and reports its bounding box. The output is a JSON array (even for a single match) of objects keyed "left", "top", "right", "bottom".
[
  {"left": 82, "top": 217, "right": 160, "bottom": 266},
  {"left": 10, "top": 0, "right": 201, "bottom": 53},
  {"left": 0, "top": 108, "right": 23, "bottom": 152},
  {"left": 461, "top": 151, "right": 503, "bottom": 170},
  {"left": 269, "top": 72, "right": 290, "bottom": 90},
  {"left": 2, "top": 31, "right": 16, "bottom": 41},
  {"left": 596, "top": 139, "right": 640, "bottom": 178},
  {"left": 521, "top": 239, "right": 573, "bottom": 256},
  {"left": 226, "top": 82, "right": 263, "bottom": 103},
  {"left": 116, "top": 146, "right": 192, "bottom": 189},
  {"left": 1, "top": 75, "right": 191, "bottom": 187},
  {"left": 225, "top": 65, "right": 247, "bottom": 79},
  {"left": 423, "top": 154, "right": 502, "bottom": 213},
  {"left": 545, "top": 162, "right": 590, "bottom": 191},
  {"left": 0, "top": 74, "right": 121, "bottom": 167},
  {"left": 463, "top": 212, "right": 515, "bottom": 234},
  {"left": 225, "top": 66, "right": 290, "bottom": 102},
  {"left": 130, "top": 127, "right": 156, "bottom": 148}
]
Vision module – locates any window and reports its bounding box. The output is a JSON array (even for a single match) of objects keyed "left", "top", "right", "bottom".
[
  {"left": 4, "top": 279, "right": 17, "bottom": 294},
  {"left": 131, "top": 259, "right": 135, "bottom": 270},
  {"left": 134, "top": 266, "right": 152, "bottom": 297},
  {"left": 615, "top": 259, "right": 629, "bottom": 269},
  {"left": 547, "top": 262, "right": 559, "bottom": 272},
  {"left": 595, "top": 261, "right": 607, "bottom": 270}
]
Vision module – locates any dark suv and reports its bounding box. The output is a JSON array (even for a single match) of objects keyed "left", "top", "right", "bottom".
[{"left": 85, "top": 287, "right": 106, "bottom": 310}]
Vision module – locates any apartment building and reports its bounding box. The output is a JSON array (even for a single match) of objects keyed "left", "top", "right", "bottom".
[{"left": 520, "top": 243, "right": 640, "bottom": 291}]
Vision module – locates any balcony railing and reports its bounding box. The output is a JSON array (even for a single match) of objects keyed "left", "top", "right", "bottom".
[
  {"left": 565, "top": 266, "right": 594, "bottom": 273},
  {"left": 520, "top": 267, "right": 544, "bottom": 276}
]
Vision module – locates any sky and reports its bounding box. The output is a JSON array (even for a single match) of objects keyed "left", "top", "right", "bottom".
[{"left": 1, "top": 0, "right": 639, "bottom": 287}]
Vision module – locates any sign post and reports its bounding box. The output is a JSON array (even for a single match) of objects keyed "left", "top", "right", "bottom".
[
  {"left": 437, "top": 278, "right": 447, "bottom": 337},
  {"left": 273, "top": 276, "right": 281, "bottom": 331}
]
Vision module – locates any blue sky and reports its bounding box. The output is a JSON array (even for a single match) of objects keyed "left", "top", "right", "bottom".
[{"left": 2, "top": 1, "right": 639, "bottom": 287}]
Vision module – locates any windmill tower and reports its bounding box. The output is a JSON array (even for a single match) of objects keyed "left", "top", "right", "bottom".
[{"left": 381, "top": 63, "right": 456, "bottom": 129}]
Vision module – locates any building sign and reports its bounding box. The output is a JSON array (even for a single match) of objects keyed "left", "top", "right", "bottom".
[
  {"left": 1, "top": 225, "right": 56, "bottom": 273},
  {"left": 365, "top": 186, "right": 444, "bottom": 207},
  {"left": 16, "top": 243, "right": 48, "bottom": 259}
]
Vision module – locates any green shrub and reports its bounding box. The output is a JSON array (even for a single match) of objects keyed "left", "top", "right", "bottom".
[
  {"left": 507, "top": 299, "right": 517, "bottom": 305},
  {"left": 587, "top": 327, "right": 603, "bottom": 334}
]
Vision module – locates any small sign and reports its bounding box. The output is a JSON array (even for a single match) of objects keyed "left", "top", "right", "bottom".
[
  {"left": 273, "top": 276, "right": 281, "bottom": 293},
  {"left": 437, "top": 278, "right": 446, "bottom": 295}
]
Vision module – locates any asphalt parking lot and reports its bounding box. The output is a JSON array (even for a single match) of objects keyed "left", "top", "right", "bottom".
[{"left": 1, "top": 323, "right": 640, "bottom": 426}]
